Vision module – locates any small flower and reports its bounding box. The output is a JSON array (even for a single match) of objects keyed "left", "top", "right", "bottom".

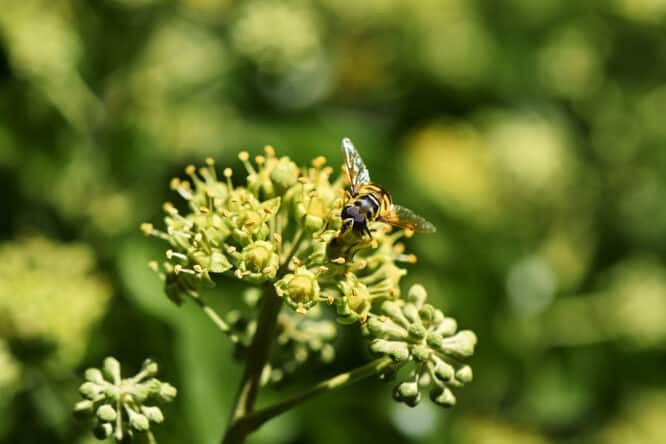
[
  {"left": 367, "top": 284, "right": 477, "bottom": 408},
  {"left": 74, "top": 357, "right": 177, "bottom": 442},
  {"left": 275, "top": 266, "right": 324, "bottom": 314}
]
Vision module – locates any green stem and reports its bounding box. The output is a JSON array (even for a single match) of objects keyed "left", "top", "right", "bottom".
[
  {"left": 222, "top": 285, "right": 284, "bottom": 444},
  {"left": 225, "top": 356, "right": 394, "bottom": 441},
  {"left": 146, "top": 430, "right": 157, "bottom": 444},
  {"left": 189, "top": 293, "right": 239, "bottom": 342}
]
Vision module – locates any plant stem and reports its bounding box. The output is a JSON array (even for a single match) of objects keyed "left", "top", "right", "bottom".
[
  {"left": 224, "top": 356, "right": 394, "bottom": 441},
  {"left": 189, "top": 293, "right": 239, "bottom": 342},
  {"left": 222, "top": 285, "right": 283, "bottom": 444}
]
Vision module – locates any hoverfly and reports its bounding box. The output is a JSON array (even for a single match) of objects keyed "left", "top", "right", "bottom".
[{"left": 339, "top": 138, "right": 436, "bottom": 237}]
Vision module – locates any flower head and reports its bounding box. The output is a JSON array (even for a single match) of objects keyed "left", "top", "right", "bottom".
[
  {"left": 367, "top": 284, "right": 477, "bottom": 408},
  {"left": 144, "top": 145, "right": 476, "bottom": 405},
  {"left": 74, "top": 357, "right": 177, "bottom": 442}
]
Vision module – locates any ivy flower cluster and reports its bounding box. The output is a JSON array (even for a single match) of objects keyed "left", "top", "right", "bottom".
[
  {"left": 367, "top": 284, "right": 476, "bottom": 407},
  {"left": 139, "top": 146, "right": 476, "bottom": 408},
  {"left": 74, "top": 357, "right": 176, "bottom": 442}
]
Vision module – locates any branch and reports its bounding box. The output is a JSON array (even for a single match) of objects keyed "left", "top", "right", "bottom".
[
  {"left": 222, "top": 286, "right": 283, "bottom": 444},
  {"left": 225, "top": 356, "right": 395, "bottom": 440}
]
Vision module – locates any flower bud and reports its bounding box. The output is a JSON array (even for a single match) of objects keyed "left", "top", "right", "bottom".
[
  {"left": 142, "top": 359, "right": 159, "bottom": 377},
  {"left": 431, "top": 355, "right": 455, "bottom": 382},
  {"left": 455, "top": 365, "right": 473, "bottom": 384},
  {"left": 127, "top": 408, "right": 150, "bottom": 431},
  {"left": 367, "top": 317, "right": 409, "bottom": 341},
  {"left": 411, "top": 344, "right": 431, "bottom": 362},
  {"left": 96, "top": 404, "right": 117, "bottom": 422},
  {"left": 103, "top": 357, "right": 121, "bottom": 383},
  {"left": 370, "top": 339, "right": 410, "bottom": 362},
  {"left": 141, "top": 406, "right": 165, "bottom": 424},
  {"left": 407, "top": 284, "right": 428, "bottom": 307},
  {"left": 73, "top": 400, "right": 94, "bottom": 419},
  {"left": 270, "top": 157, "right": 299, "bottom": 194},
  {"left": 393, "top": 381, "right": 421, "bottom": 407},
  {"left": 85, "top": 368, "right": 104, "bottom": 384},
  {"left": 158, "top": 382, "right": 178, "bottom": 402},
  {"left": 438, "top": 330, "right": 477, "bottom": 358},
  {"left": 79, "top": 382, "right": 102, "bottom": 400},
  {"left": 430, "top": 386, "right": 456, "bottom": 407},
  {"left": 93, "top": 422, "right": 113, "bottom": 440}
]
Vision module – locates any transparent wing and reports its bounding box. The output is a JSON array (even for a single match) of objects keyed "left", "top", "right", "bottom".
[
  {"left": 341, "top": 138, "right": 371, "bottom": 195},
  {"left": 380, "top": 204, "right": 437, "bottom": 233}
]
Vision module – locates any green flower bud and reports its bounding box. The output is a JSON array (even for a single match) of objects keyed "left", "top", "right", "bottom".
[
  {"left": 79, "top": 382, "right": 102, "bottom": 400},
  {"left": 367, "top": 317, "right": 409, "bottom": 341},
  {"left": 435, "top": 317, "right": 457, "bottom": 336},
  {"left": 439, "top": 330, "right": 477, "bottom": 358},
  {"left": 85, "top": 368, "right": 105, "bottom": 384},
  {"left": 127, "top": 408, "right": 150, "bottom": 431},
  {"left": 103, "top": 357, "right": 121, "bottom": 383},
  {"left": 430, "top": 386, "right": 456, "bottom": 407},
  {"left": 270, "top": 157, "right": 300, "bottom": 194},
  {"left": 141, "top": 406, "right": 164, "bottom": 424},
  {"left": 93, "top": 422, "right": 113, "bottom": 440},
  {"left": 158, "top": 382, "right": 178, "bottom": 402},
  {"left": 407, "top": 284, "right": 428, "bottom": 307},
  {"left": 407, "top": 323, "right": 427, "bottom": 339},
  {"left": 73, "top": 400, "right": 94, "bottom": 419},
  {"left": 321, "top": 344, "right": 335, "bottom": 363},
  {"left": 142, "top": 359, "right": 159, "bottom": 377},
  {"left": 96, "top": 404, "right": 117, "bottom": 422},
  {"left": 370, "top": 339, "right": 410, "bottom": 362},
  {"left": 455, "top": 365, "right": 473, "bottom": 384},
  {"left": 431, "top": 356, "right": 455, "bottom": 382},
  {"left": 393, "top": 381, "right": 421, "bottom": 407},
  {"left": 411, "top": 344, "right": 431, "bottom": 362}
]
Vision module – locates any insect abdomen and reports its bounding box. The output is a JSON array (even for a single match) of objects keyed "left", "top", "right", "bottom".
[{"left": 356, "top": 184, "right": 391, "bottom": 221}]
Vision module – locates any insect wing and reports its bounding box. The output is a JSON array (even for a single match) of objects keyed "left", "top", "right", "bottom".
[
  {"left": 381, "top": 204, "right": 436, "bottom": 233},
  {"left": 341, "top": 138, "right": 371, "bottom": 194}
]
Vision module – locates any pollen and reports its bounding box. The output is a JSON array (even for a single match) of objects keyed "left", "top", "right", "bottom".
[
  {"left": 255, "top": 155, "right": 265, "bottom": 165},
  {"left": 312, "top": 156, "right": 326, "bottom": 168},
  {"left": 185, "top": 165, "right": 196, "bottom": 175},
  {"left": 264, "top": 145, "right": 275, "bottom": 157},
  {"left": 406, "top": 254, "right": 417, "bottom": 264},
  {"left": 238, "top": 151, "right": 249, "bottom": 162},
  {"left": 205, "top": 157, "right": 215, "bottom": 166},
  {"left": 333, "top": 257, "right": 346, "bottom": 265},
  {"left": 148, "top": 261, "right": 159, "bottom": 271}
]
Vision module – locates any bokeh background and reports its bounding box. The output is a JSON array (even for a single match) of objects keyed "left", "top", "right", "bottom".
[{"left": 2, "top": 0, "right": 666, "bottom": 443}]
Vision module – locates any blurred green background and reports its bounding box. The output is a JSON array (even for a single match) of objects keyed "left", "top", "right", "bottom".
[{"left": 2, "top": 0, "right": 666, "bottom": 443}]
